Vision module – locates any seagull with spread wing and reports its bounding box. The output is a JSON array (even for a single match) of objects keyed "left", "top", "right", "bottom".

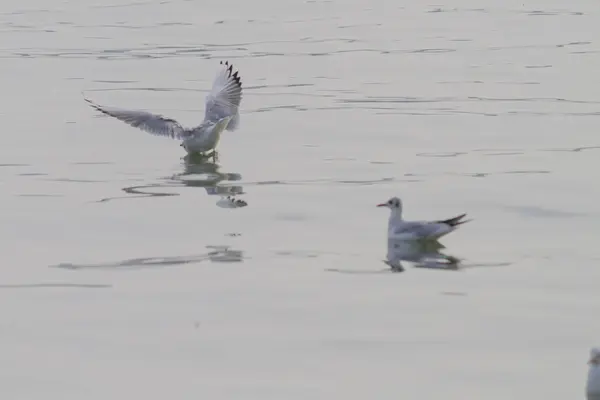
[{"left": 84, "top": 61, "right": 243, "bottom": 159}]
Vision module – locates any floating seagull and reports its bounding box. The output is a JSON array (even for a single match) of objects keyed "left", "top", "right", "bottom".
[
  {"left": 587, "top": 347, "right": 600, "bottom": 400},
  {"left": 377, "top": 196, "right": 469, "bottom": 241},
  {"left": 84, "top": 61, "right": 243, "bottom": 159}
]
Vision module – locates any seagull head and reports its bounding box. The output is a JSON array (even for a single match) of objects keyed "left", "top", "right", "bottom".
[
  {"left": 377, "top": 197, "right": 403, "bottom": 213},
  {"left": 587, "top": 347, "right": 600, "bottom": 396},
  {"left": 589, "top": 348, "right": 600, "bottom": 365}
]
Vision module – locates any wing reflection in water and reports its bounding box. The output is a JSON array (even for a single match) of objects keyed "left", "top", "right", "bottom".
[
  {"left": 50, "top": 245, "right": 244, "bottom": 270},
  {"left": 99, "top": 155, "right": 244, "bottom": 203},
  {"left": 385, "top": 239, "right": 461, "bottom": 272}
]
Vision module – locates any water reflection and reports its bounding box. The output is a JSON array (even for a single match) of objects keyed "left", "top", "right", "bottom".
[
  {"left": 171, "top": 155, "right": 243, "bottom": 195},
  {"left": 50, "top": 245, "right": 244, "bottom": 270},
  {"left": 385, "top": 239, "right": 461, "bottom": 272},
  {"left": 384, "top": 239, "right": 511, "bottom": 272},
  {"left": 325, "top": 241, "right": 462, "bottom": 275},
  {"left": 99, "top": 156, "right": 243, "bottom": 203}
]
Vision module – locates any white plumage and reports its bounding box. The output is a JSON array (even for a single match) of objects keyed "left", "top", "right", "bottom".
[{"left": 377, "top": 196, "right": 469, "bottom": 241}]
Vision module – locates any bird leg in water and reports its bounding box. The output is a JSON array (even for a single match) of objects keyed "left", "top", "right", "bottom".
[
  {"left": 208, "top": 150, "right": 219, "bottom": 163},
  {"left": 184, "top": 151, "right": 219, "bottom": 164},
  {"left": 200, "top": 150, "right": 219, "bottom": 162}
]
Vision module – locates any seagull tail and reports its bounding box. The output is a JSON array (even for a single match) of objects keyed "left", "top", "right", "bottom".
[{"left": 438, "top": 213, "right": 470, "bottom": 227}]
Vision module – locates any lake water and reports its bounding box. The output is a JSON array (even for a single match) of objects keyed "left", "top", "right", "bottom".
[{"left": 1, "top": 0, "right": 599, "bottom": 398}]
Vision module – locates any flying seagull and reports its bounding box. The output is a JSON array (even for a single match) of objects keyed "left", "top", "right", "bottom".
[
  {"left": 377, "top": 196, "right": 469, "bottom": 241},
  {"left": 84, "top": 61, "right": 243, "bottom": 158}
]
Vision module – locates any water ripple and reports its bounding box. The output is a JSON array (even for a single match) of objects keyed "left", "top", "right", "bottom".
[
  {"left": 51, "top": 245, "right": 245, "bottom": 270},
  {"left": 501, "top": 205, "right": 585, "bottom": 218},
  {"left": 242, "top": 177, "right": 418, "bottom": 187},
  {"left": 0, "top": 283, "right": 111, "bottom": 289},
  {"left": 98, "top": 158, "right": 243, "bottom": 203}
]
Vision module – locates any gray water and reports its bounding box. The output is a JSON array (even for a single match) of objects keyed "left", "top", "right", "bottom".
[{"left": 1, "top": 0, "right": 600, "bottom": 398}]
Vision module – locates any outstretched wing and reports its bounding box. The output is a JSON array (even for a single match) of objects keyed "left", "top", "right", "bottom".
[
  {"left": 203, "top": 61, "right": 243, "bottom": 131},
  {"left": 85, "top": 97, "right": 186, "bottom": 139}
]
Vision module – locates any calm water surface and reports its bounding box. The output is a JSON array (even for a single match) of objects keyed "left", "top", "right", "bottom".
[{"left": 1, "top": 0, "right": 600, "bottom": 398}]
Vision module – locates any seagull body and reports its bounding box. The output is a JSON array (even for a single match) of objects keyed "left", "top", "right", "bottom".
[
  {"left": 587, "top": 347, "right": 600, "bottom": 399},
  {"left": 84, "top": 61, "right": 243, "bottom": 156},
  {"left": 377, "top": 196, "right": 468, "bottom": 241}
]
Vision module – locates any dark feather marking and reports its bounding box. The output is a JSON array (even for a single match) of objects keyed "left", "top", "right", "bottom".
[{"left": 436, "top": 213, "right": 469, "bottom": 227}]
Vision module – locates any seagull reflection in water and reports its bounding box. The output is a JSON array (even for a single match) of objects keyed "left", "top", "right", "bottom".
[
  {"left": 385, "top": 239, "right": 461, "bottom": 272},
  {"left": 99, "top": 155, "right": 243, "bottom": 203},
  {"left": 172, "top": 153, "right": 243, "bottom": 196},
  {"left": 51, "top": 245, "right": 244, "bottom": 271},
  {"left": 325, "top": 239, "right": 463, "bottom": 275}
]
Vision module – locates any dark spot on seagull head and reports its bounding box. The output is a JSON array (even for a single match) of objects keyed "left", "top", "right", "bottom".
[
  {"left": 590, "top": 348, "right": 600, "bottom": 365},
  {"left": 377, "top": 196, "right": 402, "bottom": 209}
]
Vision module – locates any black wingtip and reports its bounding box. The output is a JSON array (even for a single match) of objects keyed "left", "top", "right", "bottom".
[
  {"left": 83, "top": 96, "right": 98, "bottom": 109},
  {"left": 84, "top": 99, "right": 100, "bottom": 110},
  {"left": 82, "top": 97, "right": 110, "bottom": 117},
  {"left": 226, "top": 195, "right": 248, "bottom": 207},
  {"left": 439, "top": 213, "right": 469, "bottom": 227},
  {"left": 220, "top": 60, "right": 242, "bottom": 88}
]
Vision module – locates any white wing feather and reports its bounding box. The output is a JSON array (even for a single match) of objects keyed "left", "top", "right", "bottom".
[
  {"left": 84, "top": 98, "right": 186, "bottom": 139},
  {"left": 391, "top": 221, "right": 451, "bottom": 240},
  {"left": 203, "top": 61, "right": 243, "bottom": 131}
]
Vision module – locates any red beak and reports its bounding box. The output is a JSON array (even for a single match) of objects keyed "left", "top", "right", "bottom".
[{"left": 377, "top": 203, "right": 387, "bottom": 207}]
